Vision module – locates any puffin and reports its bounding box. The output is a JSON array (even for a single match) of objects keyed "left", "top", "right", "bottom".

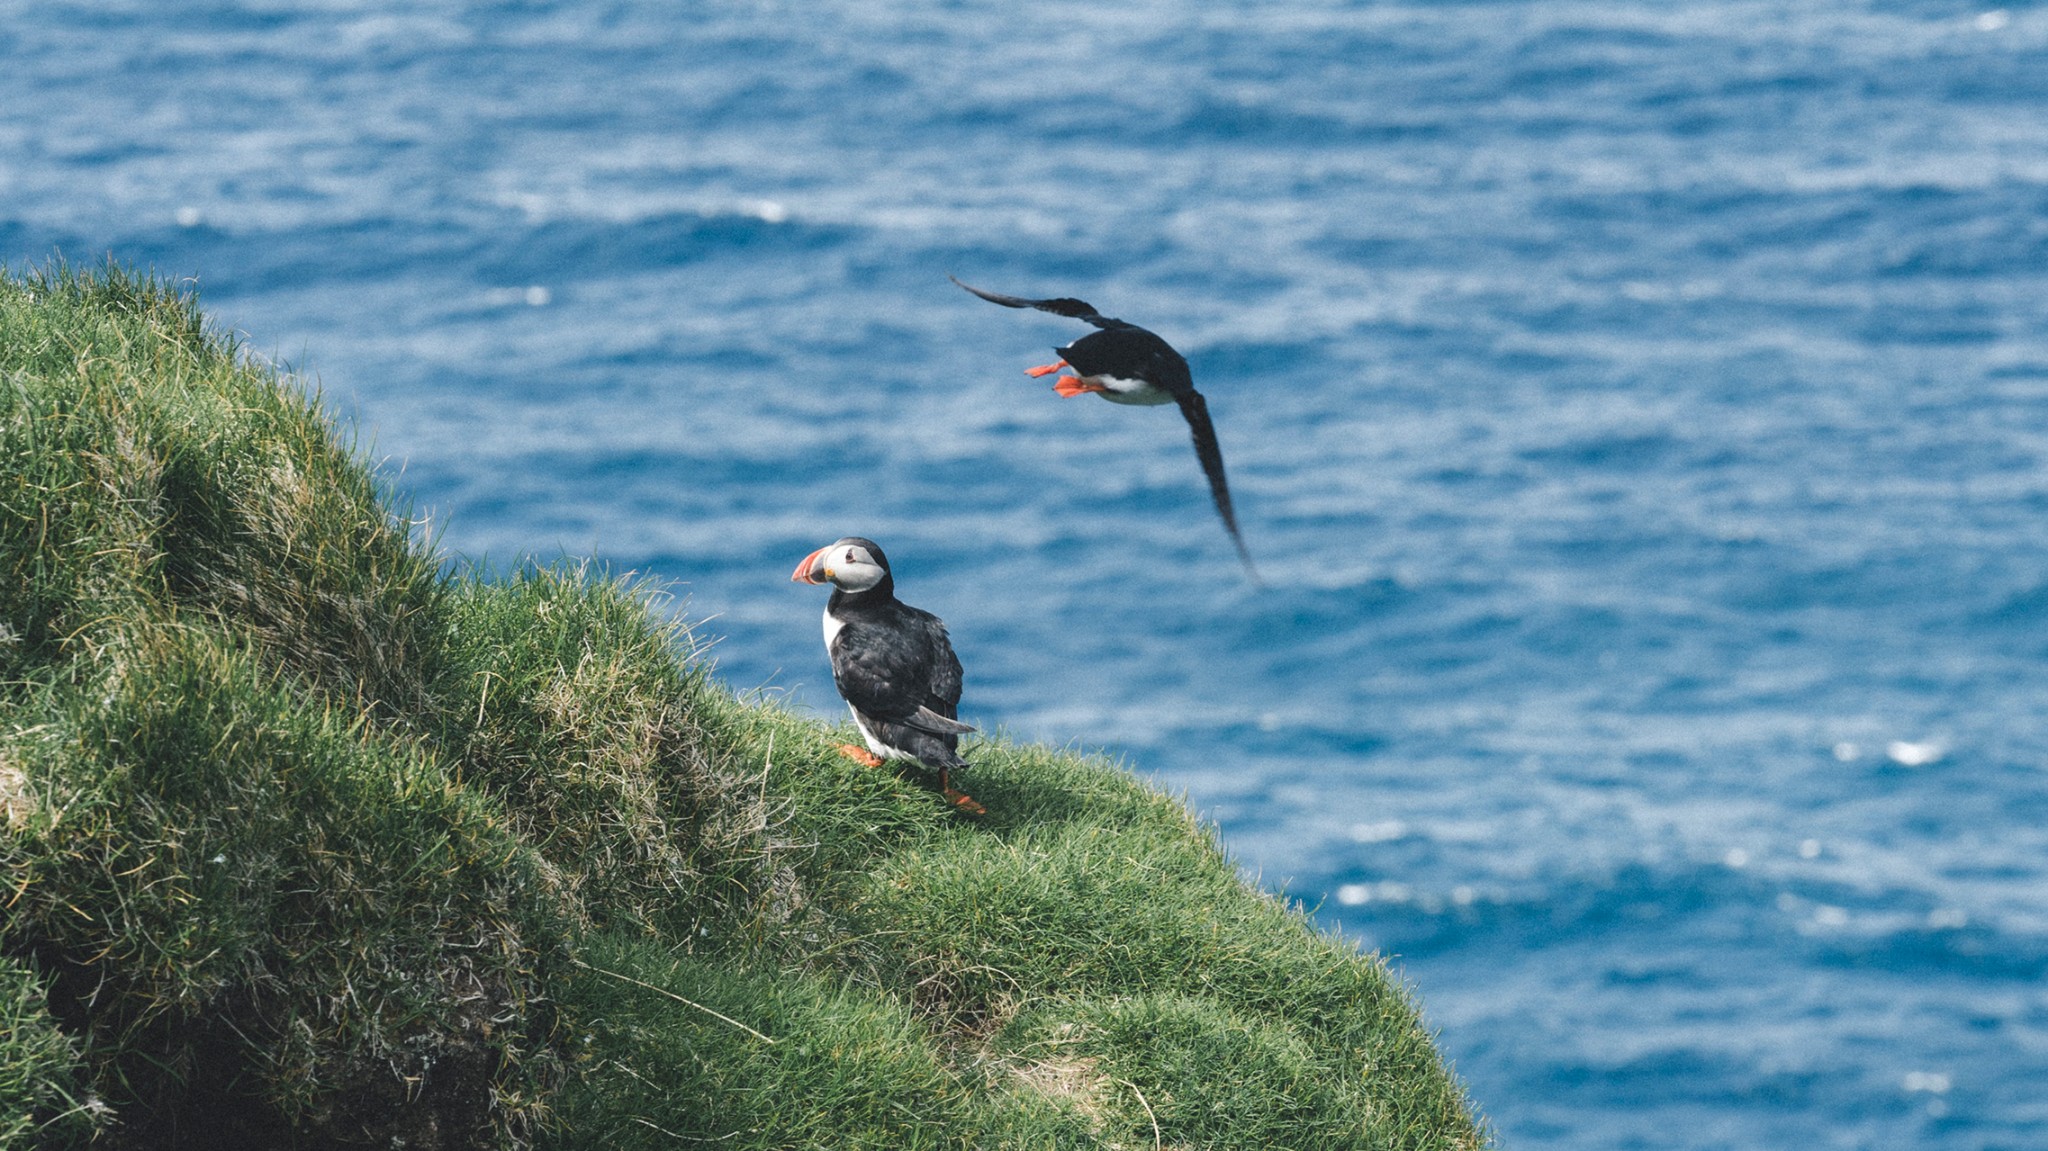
[
  {"left": 790, "top": 536, "right": 985, "bottom": 815},
  {"left": 951, "top": 275, "right": 1260, "bottom": 582}
]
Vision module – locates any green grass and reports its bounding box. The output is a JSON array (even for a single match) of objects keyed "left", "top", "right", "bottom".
[
  {"left": 0, "top": 261, "right": 1487, "bottom": 1149},
  {"left": 0, "top": 955, "right": 96, "bottom": 1145}
]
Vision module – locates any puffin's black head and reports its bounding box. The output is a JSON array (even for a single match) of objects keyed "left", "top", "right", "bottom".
[{"left": 790, "top": 536, "right": 893, "bottom": 593}]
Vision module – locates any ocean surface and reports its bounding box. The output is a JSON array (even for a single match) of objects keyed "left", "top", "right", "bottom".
[{"left": 8, "top": 2, "right": 2048, "bottom": 1146}]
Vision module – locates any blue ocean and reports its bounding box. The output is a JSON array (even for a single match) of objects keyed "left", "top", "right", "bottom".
[{"left": 9, "top": 2, "right": 2047, "bottom": 1146}]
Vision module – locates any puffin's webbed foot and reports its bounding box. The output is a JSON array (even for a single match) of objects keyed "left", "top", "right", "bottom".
[
  {"left": 938, "top": 768, "right": 987, "bottom": 816},
  {"left": 942, "top": 786, "right": 987, "bottom": 816},
  {"left": 835, "top": 743, "right": 885, "bottom": 768}
]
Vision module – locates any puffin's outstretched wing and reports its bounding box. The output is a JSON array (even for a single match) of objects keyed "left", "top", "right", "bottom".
[
  {"left": 951, "top": 276, "right": 1121, "bottom": 331},
  {"left": 1172, "top": 388, "right": 1261, "bottom": 583}
]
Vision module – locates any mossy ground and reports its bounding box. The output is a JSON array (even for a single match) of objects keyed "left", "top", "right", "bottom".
[{"left": 0, "top": 263, "right": 1486, "bottom": 1149}]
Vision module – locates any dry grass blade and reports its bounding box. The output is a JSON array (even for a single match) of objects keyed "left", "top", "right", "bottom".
[
  {"left": 1120, "top": 1077, "right": 1163, "bottom": 1151},
  {"left": 572, "top": 958, "right": 776, "bottom": 1044}
]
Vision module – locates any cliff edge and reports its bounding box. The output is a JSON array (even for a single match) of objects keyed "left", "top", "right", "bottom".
[{"left": 0, "top": 264, "right": 1485, "bottom": 1150}]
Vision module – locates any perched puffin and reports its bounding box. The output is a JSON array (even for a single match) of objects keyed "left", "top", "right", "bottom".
[
  {"left": 951, "top": 275, "right": 1259, "bottom": 582},
  {"left": 790, "top": 537, "right": 985, "bottom": 815}
]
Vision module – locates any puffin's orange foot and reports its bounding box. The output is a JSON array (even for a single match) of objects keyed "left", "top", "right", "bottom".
[
  {"left": 1053, "top": 376, "right": 1106, "bottom": 398},
  {"left": 942, "top": 787, "right": 987, "bottom": 816},
  {"left": 1025, "top": 359, "right": 1069, "bottom": 378},
  {"left": 835, "top": 744, "right": 885, "bottom": 768}
]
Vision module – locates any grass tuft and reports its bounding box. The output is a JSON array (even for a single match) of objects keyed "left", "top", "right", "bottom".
[
  {"left": 1, "top": 261, "right": 1486, "bottom": 1149},
  {"left": 0, "top": 955, "right": 97, "bottom": 1147},
  {"left": 428, "top": 566, "right": 759, "bottom": 935}
]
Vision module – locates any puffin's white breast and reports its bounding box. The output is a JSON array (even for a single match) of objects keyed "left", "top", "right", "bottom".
[
  {"left": 1092, "top": 374, "right": 1175, "bottom": 406},
  {"left": 822, "top": 606, "right": 846, "bottom": 651}
]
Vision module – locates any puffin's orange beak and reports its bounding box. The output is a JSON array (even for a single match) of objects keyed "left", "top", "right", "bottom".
[{"left": 790, "top": 547, "right": 829, "bottom": 584}]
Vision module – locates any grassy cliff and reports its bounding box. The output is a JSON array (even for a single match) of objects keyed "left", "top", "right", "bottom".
[{"left": 0, "top": 263, "right": 1487, "bottom": 1149}]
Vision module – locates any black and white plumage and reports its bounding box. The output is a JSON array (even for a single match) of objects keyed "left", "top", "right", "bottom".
[
  {"left": 951, "top": 275, "right": 1260, "bottom": 582},
  {"left": 790, "top": 536, "right": 984, "bottom": 814}
]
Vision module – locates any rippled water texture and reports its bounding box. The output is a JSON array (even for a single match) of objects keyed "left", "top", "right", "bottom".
[{"left": 8, "top": 3, "right": 2048, "bottom": 1146}]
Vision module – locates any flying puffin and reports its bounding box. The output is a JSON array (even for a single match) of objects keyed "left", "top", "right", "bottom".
[
  {"left": 951, "top": 275, "right": 1260, "bottom": 582},
  {"left": 790, "top": 536, "right": 985, "bottom": 815}
]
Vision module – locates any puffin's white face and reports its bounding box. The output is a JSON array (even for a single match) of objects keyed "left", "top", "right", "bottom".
[
  {"left": 791, "top": 539, "right": 888, "bottom": 592},
  {"left": 822, "top": 541, "right": 887, "bottom": 591}
]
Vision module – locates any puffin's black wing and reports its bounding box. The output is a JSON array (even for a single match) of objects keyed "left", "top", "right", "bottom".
[
  {"left": 951, "top": 276, "right": 1121, "bottom": 331},
  {"left": 1172, "top": 387, "right": 1261, "bottom": 582},
  {"left": 831, "top": 608, "right": 976, "bottom": 737},
  {"left": 923, "top": 621, "right": 965, "bottom": 722}
]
